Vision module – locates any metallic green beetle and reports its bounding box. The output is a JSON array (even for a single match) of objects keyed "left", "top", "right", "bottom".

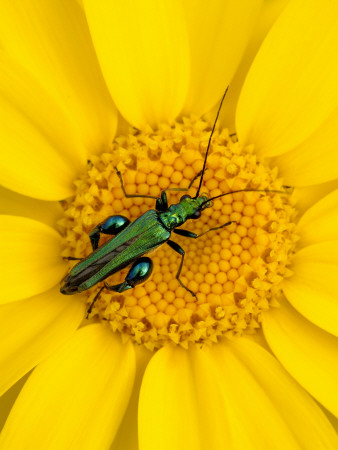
[
  {"left": 60, "top": 178, "right": 220, "bottom": 304},
  {"left": 60, "top": 88, "right": 285, "bottom": 316}
]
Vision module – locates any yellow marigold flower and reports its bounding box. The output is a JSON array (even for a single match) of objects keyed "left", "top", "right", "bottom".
[{"left": 0, "top": 0, "right": 338, "bottom": 449}]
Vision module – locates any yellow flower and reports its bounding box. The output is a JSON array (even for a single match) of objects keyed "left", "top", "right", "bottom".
[{"left": 0, "top": 0, "right": 338, "bottom": 449}]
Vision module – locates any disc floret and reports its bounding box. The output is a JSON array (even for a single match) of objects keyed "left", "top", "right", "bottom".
[{"left": 59, "top": 117, "right": 296, "bottom": 350}]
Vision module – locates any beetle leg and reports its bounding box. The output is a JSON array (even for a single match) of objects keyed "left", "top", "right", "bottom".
[
  {"left": 156, "top": 170, "right": 206, "bottom": 211},
  {"left": 155, "top": 169, "right": 207, "bottom": 211},
  {"left": 195, "top": 220, "right": 236, "bottom": 238},
  {"left": 174, "top": 220, "right": 236, "bottom": 239},
  {"left": 86, "top": 285, "right": 104, "bottom": 319},
  {"left": 156, "top": 191, "right": 168, "bottom": 211},
  {"left": 173, "top": 229, "right": 198, "bottom": 239},
  {"left": 116, "top": 167, "right": 204, "bottom": 213},
  {"left": 115, "top": 167, "right": 159, "bottom": 201},
  {"left": 166, "top": 240, "right": 198, "bottom": 300},
  {"left": 104, "top": 257, "right": 153, "bottom": 293},
  {"left": 89, "top": 215, "right": 130, "bottom": 250},
  {"left": 62, "top": 256, "right": 83, "bottom": 261}
]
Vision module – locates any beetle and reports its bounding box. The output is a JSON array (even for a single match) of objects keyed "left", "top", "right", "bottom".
[{"left": 60, "top": 87, "right": 286, "bottom": 317}]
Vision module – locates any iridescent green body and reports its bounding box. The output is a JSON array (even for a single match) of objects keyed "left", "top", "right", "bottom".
[
  {"left": 60, "top": 88, "right": 247, "bottom": 313},
  {"left": 60, "top": 195, "right": 208, "bottom": 295}
]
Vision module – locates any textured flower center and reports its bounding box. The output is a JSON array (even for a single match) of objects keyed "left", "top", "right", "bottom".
[{"left": 59, "top": 117, "right": 296, "bottom": 350}]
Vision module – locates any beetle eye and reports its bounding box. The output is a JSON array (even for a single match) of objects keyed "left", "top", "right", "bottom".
[
  {"left": 191, "top": 210, "right": 201, "bottom": 219},
  {"left": 180, "top": 194, "right": 191, "bottom": 201}
]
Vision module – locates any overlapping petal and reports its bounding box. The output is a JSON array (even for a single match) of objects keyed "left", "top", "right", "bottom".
[
  {"left": 139, "top": 340, "right": 337, "bottom": 450},
  {"left": 236, "top": 0, "right": 338, "bottom": 158},
  {"left": 111, "top": 346, "right": 152, "bottom": 450},
  {"left": 0, "top": 216, "right": 66, "bottom": 303},
  {"left": 293, "top": 179, "right": 338, "bottom": 217},
  {"left": 0, "top": 0, "right": 117, "bottom": 156},
  {"left": 219, "top": 0, "right": 289, "bottom": 130},
  {"left": 229, "top": 338, "right": 337, "bottom": 449},
  {"left": 296, "top": 189, "right": 338, "bottom": 248},
  {"left": 0, "top": 287, "right": 84, "bottom": 396},
  {"left": 282, "top": 241, "right": 338, "bottom": 336},
  {"left": 0, "top": 186, "right": 62, "bottom": 228},
  {"left": 263, "top": 299, "right": 338, "bottom": 417},
  {"left": 274, "top": 107, "right": 338, "bottom": 186},
  {"left": 0, "top": 374, "right": 29, "bottom": 432},
  {"left": 180, "top": 0, "right": 262, "bottom": 118},
  {"left": 0, "top": 325, "right": 136, "bottom": 450},
  {"left": 0, "top": 53, "right": 86, "bottom": 200},
  {"left": 83, "top": 0, "right": 190, "bottom": 129}
]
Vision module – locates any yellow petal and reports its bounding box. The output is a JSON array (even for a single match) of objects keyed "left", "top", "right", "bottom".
[
  {"left": 228, "top": 338, "right": 338, "bottom": 450},
  {"left": 294, "top": 179, "right": 338, "bottom": 217},
  {"left": 181, "top": 0, "right": 262, "bottom": 117},
  {"left": 220, "top": 0, "right": 289, "bottom": 131},
  {"left": 83, "top": 0, "right": 190, "bottom": 129},
  {"left": 0, "top": 215, "right": 66, "bottom": 303},
  {"left": 273, "top": 107, "right": 338, "bottom": 186},
  {"left": 0, "top": 324, "right": 136, "bottom": 450},
  {"left": 236, "top": 0, "right": 338, "bottom": 157},
  {"left": 263, "top": 298, "right": 338, "bottom": 416},
  {"left": 0, "top": 186, "right": 63, "bottom": 229},
  {"left": 111, "top": 345, "right": 152, "bottom": 450},
  {"left": 283, "top": 241, "right": 338, "bottom": 336},
  {"left": 139, "top": 341, "right": 337, "bottom": 450},
  {"left": 0, "top": 286, "right": 84, "bottom": 396},
  {"left": 323, "top": 408, "right": 338, "bottom": 435},
  {"left": 296, "top": 189, "right": 338, "bottom": 247},
  {"left": 0, "top": 52, "right": 85, "bottom": 200},
  {"left": 139, "top": 346, "right": 200, "bottom": 450},
  {"left": 0, "top": 0, "right": 117, "bottom": 156},
  {"left": 0, "top": 374, "right": 29, "bottom": 432}
]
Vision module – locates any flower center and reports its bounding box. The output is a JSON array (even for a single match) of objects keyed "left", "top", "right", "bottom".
[{"left": 59, "top": 117, "right": 296, "bottom": 350}]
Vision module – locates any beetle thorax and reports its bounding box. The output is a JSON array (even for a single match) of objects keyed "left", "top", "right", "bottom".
[{"left": 160, "top": 197, "right": 203, "bottom": 230}]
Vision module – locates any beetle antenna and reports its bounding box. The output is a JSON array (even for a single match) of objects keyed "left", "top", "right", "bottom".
[
  {"left": 194, "top": 86, "right": 229, "bottom": 199},
  {"left": 200, "top": 187, "right": 292, "bottom": 208}
]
